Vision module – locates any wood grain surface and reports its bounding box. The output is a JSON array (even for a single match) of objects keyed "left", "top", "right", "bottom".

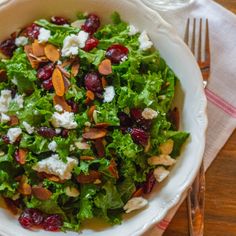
[{"left": 164, "top": 2, "right": 236, "bottom": 235}]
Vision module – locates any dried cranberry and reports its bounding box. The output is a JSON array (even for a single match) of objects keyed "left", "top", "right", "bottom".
[
  {"left": 2, "top": 135, "right": 10, "bottom": 144},
  {"left": 81, "top": 13, "right": 100, "bottom": 34},
  {"left": 143, "top": 171, "right": 156, "bottom": 194},
  {"left": 67, "top": 99, "right": 79, "bottom": 113},
  {"left": 43, "top": 214, "right": 62, "bottom": 231},
  {"left": 25, "top": 23, "right": 40, "bottom": 40},
  {"left": 37, "top": 127, "right": 56, "bottom": 138},
  {"left": 42, "top": 78, "right": 53, "bottom": 91},
  {"left": 83, "top": 36, "right": 99, "bottom": 51},
  {"left": 18, "top": 208, "right": 44, "bottom": 229},
  {"left": 51, "top": 16, "right": 69, "bottom": 25},
  {"left": 118, "top": 112, "right": 133, "bottom": 127},
  {"left": 130, "top": 128, "right": 149, "bottom": 146},
  {"left": 37, "top": 63, "right": 54, "bottom": 80},
  {"left": 61, "top": 129, "right": 69, "bottom": 138},
  {"left": 105, "top": 44, "right": 129, "bottom": 64},
  {"left": 130, "top": 108, "right": 152, "bottom": 131},
  {"left": 0, "top": 38, "right": 17, "bottom": 57},
  {"left": 84, "top": 72, "right": 103, "bottom": 93}
]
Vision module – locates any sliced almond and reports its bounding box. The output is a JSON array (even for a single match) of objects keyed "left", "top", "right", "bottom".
[
  {"left": 18, "top": 182, "right": 32, "bottom": 196},
  {"left": 86, "top": 90, "right": 95, "bottom": 101},
  {"left": 74, "top": 141, "right": 90, "bottom": 150},
  {"left": 65, "top": 186, "right": 80, "bottom": 197},
  {"left": 15, "top": 149, "right": 27, "bottom": 165},
  {"left": 147, "top": 154, "right": 176, "bottom": 166},
  {"left": 24, "top": 45, "right": 39, "bottom": 69},
  {"left": 57, "top": 65, "right": 71, "bottom": 78},
  {"left": 61, "top": 58, "right": 75, "bottom": 67},
  {"left": 108, "top": 159, "right": 119, "bottom": 179},
  {"left": 8, "top": 115, "right": 19, "bottom": 126},
  {"left": 94, "top": 122, "right": 110, "bottom": 128},
  {"left": 94, "top": 138, "right": 105, "bottom": 157},
  {"left": 53, "top": 95, "right": 72, "bottom": 112},
  {"left": 80, "top": 156, "right": 95, "bottom": 161},
  {"left": 52, "top": 68, "right": 65, "bottom": 96},
  {"left": 132, "top": 187, "right": 143, "bottom": 198},
  {"left": 98, "top": 59, "right": 112, "bottom": 75},
  {"left": 101, "top": 77, "right": 107, "bottom": 88},
  {"left": 82, "top": 128, "right": 107, "bottom": 140},
  {"left": 44, "top": 44, "right": 60, "bottom": 62},
  {"left": 71, "top": 62, "right": 80, "bottom": 77},
  {"left": 159, "top": 139, "right": 174, "bottom": 155},
  {"left": 87, "top": 105, "right": 96, "bottom": 121},
  {"left": 32, "top": 40, "right": 45, "bottom": 57},
  {"left": 32, "top": 186, "right": 52, "bottom": 201},
  {"left": 0, "top": 70, "right": 7, "bottom": 82},
  {"left": 76, "top": 170, "right": 101, "bottom": 184}
]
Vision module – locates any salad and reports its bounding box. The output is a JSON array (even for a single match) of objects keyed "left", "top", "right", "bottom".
[{"left": 0, "top": 12, "right": 189, "bottom": 232}]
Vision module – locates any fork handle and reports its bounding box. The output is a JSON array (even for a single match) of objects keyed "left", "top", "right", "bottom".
[{"left": 187, "top": 162, "right": 205, "bottom": 236}]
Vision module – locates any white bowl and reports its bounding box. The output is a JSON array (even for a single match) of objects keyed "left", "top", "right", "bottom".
[{"left": 0, "top": 0, "right": 207, "bottom": 235}]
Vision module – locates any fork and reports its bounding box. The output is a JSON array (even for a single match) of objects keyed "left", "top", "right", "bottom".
[{"left": 184, "top": 18, "right": 210, "bottom": 236}]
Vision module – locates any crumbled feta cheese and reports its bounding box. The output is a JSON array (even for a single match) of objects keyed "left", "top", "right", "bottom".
[
  {"left": 55, "top": 104, "right": 63, "bottom": 112},
  {"left": 69, "top": 144, "right": 75, "bottom": 152},
  {"left": 22, "top": 121, "right": 34, "bottom": 134},
  {"left": 15, "top": 36, "right": 28, "bottom": 46},
  {"left": 128, "top": 25, "right": 139, "bottom": 36},
  {"left": 12, "top": 94, "right": 24, "bottom": 108},
  {"left": 32, "top": 154, "right": 78, "bottom": 180},
  {"left": 55, "top": 128, "right": 62, "bottom": 134},
  {"left": 138, "top": 31, "right": 153, "bottom": 51},
  {"left": 61, "top": 31, "right": 89, "bottom": 57},
  {"left": 57, "top": 60, "right": 62, "bottom": 65},
  {"left": 51, "top": 111, "right": 77, "bottom": 129},
  {"left": 1, "top": 113, "right": 10, "bottom": 123},
  {"left": 7, "top": 127, "right": 22, "bottom": 144},
  {"left": 159, "top": 139, "right": 174, "bottom": 155},
  {"left": 103, "top": 86, "right": 115, "bottom": 103},
  {"left": 153, "top": 166, "right": 170, "bottom": 182},
  {"left": 71, "top": 19, "right": 86, "bottom": 28},
  {"left": 12, "top": 77, "right": 18, "bottom": 85},
  {"left": 74, "top": 141, "right": 90, "bottom": 150},
  {"left": 121, "top": 55, "right": 128, "bottom": 62},
  {"left": 0, "top": 89, "right": 12, "bottom": 113},
  {"left": 38, "top": 28, "right": 51, "bottom": 43},
  {"left": 84, "top": 121, "right": 91, "bottom": 127},
  {"left": 123, "top": 197, "right": 148, "bottom": 213},
  {"left": 142, "top": 108, "right": 158, "bottom": 120},
  {"left": 48, "top": 141, "right": 57, "bottom": 152},
  {"left": 147, "top": 154, "right": 176, "bottom": 166}
]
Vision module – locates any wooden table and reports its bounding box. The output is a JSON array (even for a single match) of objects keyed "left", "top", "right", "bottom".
[{"left": 164, "top": 1, "right": 236, "bottom": 236}]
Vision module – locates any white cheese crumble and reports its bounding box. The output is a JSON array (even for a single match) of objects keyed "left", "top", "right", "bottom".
[
  {"left": 48, "top": 141, "right": 57, "bottom": 152},
  {"left": 54, "top": 104, "right": 63, "bottom": 112},
  {"left": 103, "top": 86, "right": 115, "bottom": 103},
  {"left": 142, "top": 108, "right": 158, "bottom": 120},
  {"left": 7, "top": 127, "right": 22, "bottom": 144},
  {"left": 22, "top": 121, "right": 34, "bottom": 134},
  {"left": 15, "top": 36, "right": 28, "bottom": 46},
  {"left": 71, "top": 19, "right": 86, "bottom": 28},
  {"left": 153, "top": 166, "right": 170, "bottom": 182},
  {"left": 138, "top": 31, "right": 153, "bottom": 51},
  {"left": 55, "top": 128, "right": 62, "bottom": 134},
  {"left": 123, "top": 197, "right": 148, "bottom": 213},
  {"left": 121, "top": 55, "right": 128, "bottom": 62},
  {"left": 61, "top": 31, "right": 89, "bottom": 57},
  {"left": 0, "top": 89, "right": 12, "bottom": 113},
  {"left": 128, "top": 24, "right": 139, "bottom": 36},
  {"left": 148, "top": 154, "right": 176, "bottom": 166},
  {"left": 1, "top": 113, "right": 10, "bottom": 123},
  {"left": 38, "top": 28, "right": 51, "bottom": 43},
  {"left": 51, "top": 112, "right": 77, "bottom": 129},
  {"left": 13, "top": 94, "right": 24, "bottom": 108},
  {"left": 32, "top": 154, "right": 78, "bottom": 180}
]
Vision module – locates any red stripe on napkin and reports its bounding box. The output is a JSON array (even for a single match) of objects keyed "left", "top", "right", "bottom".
[
  {"left": 205, "top": 88, "right": 236, "bottom": 118},
  {"left": 156, "top": 219, "right": 170, "bottom": 230}
]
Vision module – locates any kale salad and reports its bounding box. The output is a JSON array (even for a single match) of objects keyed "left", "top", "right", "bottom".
[{"left": 0, "top": 12, "right": 189, "bottom": 232}]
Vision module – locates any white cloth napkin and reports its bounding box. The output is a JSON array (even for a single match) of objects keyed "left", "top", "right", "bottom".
[{"left": 142, "top": 0, "right": 236, "bottom": 235}]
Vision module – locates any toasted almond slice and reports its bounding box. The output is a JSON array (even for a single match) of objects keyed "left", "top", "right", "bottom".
[
  {"left": 94, "top": 138, "right": 105, "bottom": 157},
  {"left": 80, "top": 156, "right": 95, "bottom": 161},
  {"left": 15, "top": 149, "right": 27, "bottom": 165},
  {"left": 74, "top": 141, "right": 90, "bottom": 150},
  {"left": 53, "top": 95, "right": 72, "bottom": 112},
  {"left": 32, "top": 186, "right": 52, "bottom": 201},
  {"left": 101, "top": 77, "right": 107, "bottom": 88},
  {"left": 44, "top": 44, "right": 60, "bottom": 62},
  {"left": 63, "top": 76, "right": 71, "bottom": 91},
  {"left": 159, "top": 139, "right": 174, "bottom": 155},
  {"left": 65, "top": 186, "right": 80, "bottom": 197},
  {"left": 76, "top": 170, "right": 101, "bottom": 184},
  {"left": 32, "top": 40, "right": 45, "bottom": 57},
  {"left": 87, "top": 105, "right": 96, "bottom": 121},
  {"left": 98, "top": 59, "right": 112, "bottom": 75},
  {"left": 61, "top": 58, "right": 75, "bottom": 67},
  {"left": 8, "top": 115, "right": 19, "bottom": 126},
  {"left": 108, "top": 159, "right": 119, "bottom": 179},
  {"left": 24, "top": 45, "right": 39, "bottom": 69},
  {"left": 86, "top": 90, "right": 95, "bottom": 101},
  {"left": 57, "top": 65, "right": 71, "bottom": 78},
  {"left": 94, "top": 122, "right": 110, "bottom": 128},
  {"left": 71, "top": 62, "right": 80, "bottom": 77},
  {"left": 0, "top": 69, "right": 7, "bottom": 82},
  {"left": 132, "top": 187, "right": 144, "bottom": 198},
  {"left": 18, "top": 182, "right": 32, "bottom": 196},
  {"left": 52, "top": 68, "right": 65, "bottom": 96},
  {"left": 82, "top": 128, "right": 107, "bottom": 140}
]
